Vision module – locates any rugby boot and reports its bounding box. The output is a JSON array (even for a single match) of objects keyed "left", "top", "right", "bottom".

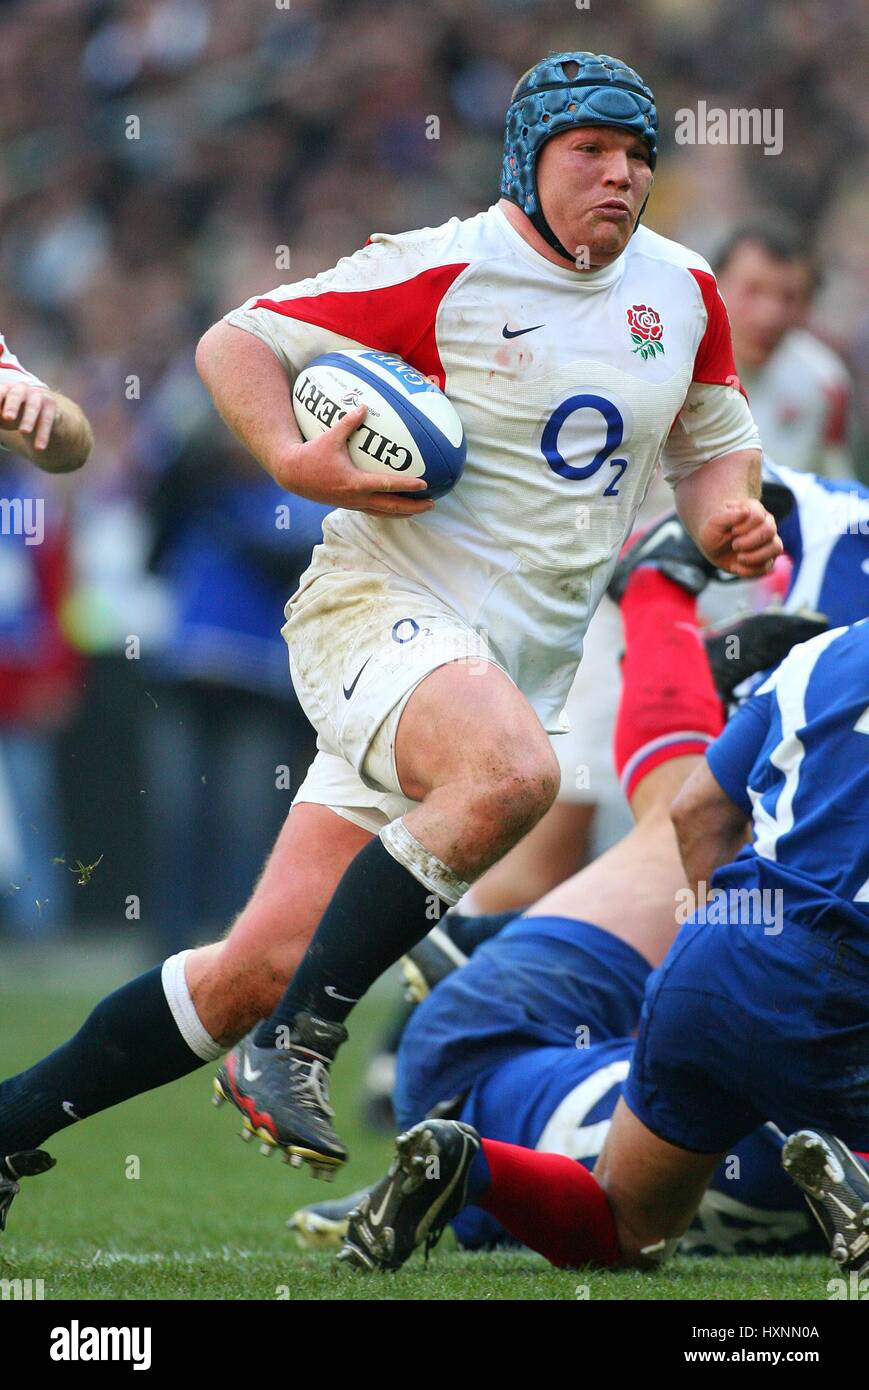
[
  {"left": 0, "top": 1149, "right": 56, "bottom": 1232},
  {"left": 401, "top": 924, "right": 469, "bottom": 1003},
  {"left": 213, "top": 1014, "right": 348, "bottom": 1176},
  {"left": 705, "top": 607, "right": 828, "bottom": 702},
  {"left": 287, "top": 1185, "right": 375, "bottom": 1250},
  {"left": 782, "top": 1129, "right": 869, "bottom": 1275},
  {"left": 337, "top": 1119, "right": 480, "bottom": 1271}
]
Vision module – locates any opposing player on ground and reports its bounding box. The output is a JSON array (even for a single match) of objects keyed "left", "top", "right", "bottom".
[
  {"left": 336, "top": 616, "right": 869, "bottom": 1275},
  {"left": 0, "top": 332, "right": 92, "bottom": 473},
  {"left": 291, "top": 569, "right": 824, "bottom": 1264},
  {"left": 0, "top": 51, "right": 781, "bottom": 1221}
]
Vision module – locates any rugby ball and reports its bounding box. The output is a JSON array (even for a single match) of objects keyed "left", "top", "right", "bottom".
[{"left": 292, "top": 349, "right": 466, "bottom": 499}]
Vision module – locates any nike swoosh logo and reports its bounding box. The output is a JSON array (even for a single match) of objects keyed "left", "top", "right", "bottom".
[
  {"left": 367, "top": 1183, "right": 395, "bottom": 1228},
  {"left": 62, "top": 1101, "right": 81, "bottom": 1120},
  {"left": 342, "top": 656, "right": 372, "bottom": 700},
  {"left": 502, "top": 323, "right": 544, "bottom": 339},
  {"left": 645, "top": 520, "right": 685, "bottom": 552},
  {"left": 828, "top": 1191, "right": 858, "bottom": 1222},
  {"left": 325, "top": 985, "right": 358, "bottom": 1004},
  {"left": 242, "top": 1057, "right": 263, "bottom": 1083}
]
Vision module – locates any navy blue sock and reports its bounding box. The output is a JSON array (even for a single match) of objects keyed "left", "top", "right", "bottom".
[
  {"left": 255, "top": 837, "right": 445, "bottom": 1039},
  {"left": 445, "top": 910, "right": 516, "bottom": 957},
  {"left": 0, "top": 966, "right": 206, "bottom": 1153}
]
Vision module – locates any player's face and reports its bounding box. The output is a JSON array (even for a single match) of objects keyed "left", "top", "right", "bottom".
[
  {"left": 717, "top": 242, "right": 814, "bottom": 368},
  {"left": 536, "top": 127, "right": 653, "bottom": 268}
]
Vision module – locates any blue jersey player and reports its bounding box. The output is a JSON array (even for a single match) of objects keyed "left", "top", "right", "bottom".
[
  {"left": 326, "top": 588, "right": 868, "bottom": 1276},
  {"left": 764, "top": 458, "right": 869, "bottom": 628}
]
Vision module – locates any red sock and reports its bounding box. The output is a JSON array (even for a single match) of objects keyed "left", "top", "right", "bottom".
[
  {"left": 477, "top": 1138, "right": 619, "bottom": 1268},
  {"left": 614, "top": 568, "right": 725, "bottom": 801}
]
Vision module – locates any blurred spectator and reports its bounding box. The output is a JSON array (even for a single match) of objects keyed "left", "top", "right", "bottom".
[
  {"left": 0, "top": 461, "right": 80, "bottom": 937},
  {"left": 138, "top": 424, "right": 326, "bottom": 952},
  {"left": 715, "top": 219, "right": 854, "bottom": 479}
]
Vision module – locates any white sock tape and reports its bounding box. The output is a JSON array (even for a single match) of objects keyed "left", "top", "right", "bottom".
[
  {"left": 161, "top": 950, "right": 223, "bottom": 1062},
  {"left": 380, "top": 818, "right": 470, "bottom": 906}
]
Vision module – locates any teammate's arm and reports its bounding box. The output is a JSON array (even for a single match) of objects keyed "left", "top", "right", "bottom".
[
  {"left": 673, "top": 446, "right": 781, "bottom": 579},
  {"left": 0, "top": 379, "right": 92, "bottom": 473}
]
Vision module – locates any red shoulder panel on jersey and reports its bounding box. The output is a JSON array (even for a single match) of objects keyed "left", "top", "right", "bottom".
[
  {"left": 0, "top": 334, "right": 26, "bottom": 373},
  {"left": 689, "top": 268, "right": 745, "bottom": 397},
  {"left": 823, "top": 382, "right": 849, "bottom": 446},
  {"left": 253, "top": 262, "right": 468, "bottom": 389}
]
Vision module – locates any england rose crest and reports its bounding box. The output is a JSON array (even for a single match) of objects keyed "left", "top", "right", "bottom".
[{"left": 627, "top": 304, "right": 665, "bottom": 360}]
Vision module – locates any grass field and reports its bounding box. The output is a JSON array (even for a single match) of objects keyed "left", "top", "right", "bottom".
[{"left": 0, "top": 947, "right": 833, "bottom": 1302}]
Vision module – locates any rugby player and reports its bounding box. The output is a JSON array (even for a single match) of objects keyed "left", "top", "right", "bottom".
[
  {"left": 0, "top": 52, "right": 782, "bottom": 1218},
  {"left": 202, "top": 51, "right": 778, "bottom": 1171},
  {"left": 336, "top": 613, "right": 869, "bottom": 1274},
  {"left": 715, "top": 221, "right": 853, "bottom": 481},
  {"left": 293, "top": 586, "right": 822, "bottom": 1264},
  {"left": 280, "top": 542, "right": 818, "bottom": 1264}
]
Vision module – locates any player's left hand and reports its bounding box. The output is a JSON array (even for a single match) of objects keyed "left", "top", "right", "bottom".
[
  {"left": 698, "top": 497, "right": 783, "bottom": 579},
  {"left": 0, "top": 380, "right": 58, "bottom": 451}
]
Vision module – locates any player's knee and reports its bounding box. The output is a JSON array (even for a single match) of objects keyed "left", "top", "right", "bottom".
[{"left": 467, "top": 744, "right": 560, "bottom": 844}]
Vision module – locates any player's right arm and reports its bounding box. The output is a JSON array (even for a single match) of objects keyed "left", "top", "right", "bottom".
[
  {"left": 195, "top": 324, "right": 430, "bottom": 517},
  {"left": 196, "top": 230, "right": 463, "bottom": 518}
]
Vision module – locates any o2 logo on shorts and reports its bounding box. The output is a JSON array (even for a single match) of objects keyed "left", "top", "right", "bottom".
[
  {"left": 541, "top": 394, "right": 629, "bottom": 496},
  {"left": 392, "top": 617, "right": 421, "bottom": 643}
]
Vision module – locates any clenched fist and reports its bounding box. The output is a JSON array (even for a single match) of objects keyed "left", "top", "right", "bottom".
[{"left": 698, "top": 497, "right": 782, "bottom": 579}]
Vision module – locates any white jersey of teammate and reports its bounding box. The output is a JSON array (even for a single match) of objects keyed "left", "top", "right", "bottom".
[
  {"left": 0, "top": 332, "right": 44, "bottom": 387},
  {"left": 741, "top": 327, "right": 852, "bottom": 481},
  {"left": 227, "top": 204, "right": 759, "bottom": 826},
  {"left": 0, "top": 332, "right": 46, "bottom": 457}
]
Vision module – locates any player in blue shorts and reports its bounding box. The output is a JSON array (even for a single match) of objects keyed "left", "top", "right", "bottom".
[
  {"left": 291, "top": 566, "right": 841, "bottom": 1264},
  {"left": 378, "top": 917, "right": 818, "bottom": 1260},
  {"left": 331, "top": 619, "right": 869, "bottom": 1276}
]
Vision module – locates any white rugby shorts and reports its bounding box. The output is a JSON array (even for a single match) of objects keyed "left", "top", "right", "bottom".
[{"left": 285, "top": 540, "right": 509, "bottom": 833}]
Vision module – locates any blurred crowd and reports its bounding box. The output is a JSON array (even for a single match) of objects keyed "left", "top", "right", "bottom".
[{"left": 0, "top": 0, "right": 867, "bottom": 948}]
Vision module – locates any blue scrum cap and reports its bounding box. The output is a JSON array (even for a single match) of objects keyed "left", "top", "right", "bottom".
[{"left": 500, "top": 52, "right": 657, "bottom": 261}]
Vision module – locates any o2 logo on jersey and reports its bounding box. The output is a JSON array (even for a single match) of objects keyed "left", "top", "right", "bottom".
[{"left": 541, "top": 394, "right": 629, "bottom": 496}]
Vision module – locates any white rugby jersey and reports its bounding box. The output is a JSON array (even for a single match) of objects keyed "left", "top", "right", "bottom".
[
  {"left": 0, "top": 332, "right": 44, "bottom": 388},
  {"left": 227, "top": 204, "right": 760, "bottom": 731},
  {"left": 0, "top": 332, "right": 46, "bottom": 454},
  {"left": 742, "top": 328, "right": 852, "bottom": 480}
]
